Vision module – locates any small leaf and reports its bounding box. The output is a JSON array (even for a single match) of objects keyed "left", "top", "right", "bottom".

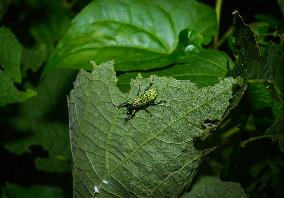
[
  {"left": 182, "top": 176, "right": 247, "bottom": 198},
  {"left": 2, "top": 183, "right": 66, "bottom": 198},
  {"left": 68, "top": 61, "right": 239, "bottom": 197},
  {"left": 0, "top": 70, "right": 36, "bottom": 107},
  {"left": 247, "top": 83, "right": 274, "bottom": 112},
  {"left": 0, "top": 27, "right": 37, "bottom": 107},
  {"left": 0, "top": 27, "right": 22, "bottom": 82},
  {"left": 45, "top": 0, "right": 217, "bottom": 74},
  {"left": 35, "top": 157, "right": 70, "bottom": 173},
  {"left": 22, "top": 44, "right": 47, "bottom": 73},
  {"left": 258, "top": 42, "right": 284, "bottom": 94},
  {"left": 231, "top": 10, "right": 260, "bottom": 80}
]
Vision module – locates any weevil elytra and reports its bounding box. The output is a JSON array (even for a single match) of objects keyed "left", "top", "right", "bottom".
[{"left": 114, "top": 83, "right": 166, "bottom": 123}]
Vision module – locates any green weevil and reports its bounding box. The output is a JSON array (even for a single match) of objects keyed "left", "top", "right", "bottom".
[{"left": 114, "top": 83, "right": 166, "bottom": 123}]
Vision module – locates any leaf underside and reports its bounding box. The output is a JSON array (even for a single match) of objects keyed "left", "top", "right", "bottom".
[{"left": 68, "top": 61, "right": 238, "bottom": 197}]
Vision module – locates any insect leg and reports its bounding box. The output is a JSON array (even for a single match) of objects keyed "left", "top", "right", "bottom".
[
  {"left": 137, "top": 82, "right": 153, "bottom": 95},
  {"left": 137, "top": 84, "right": 141, "bottom": 96},
  {"left": 124, "top": 110, "right": 136, "bottom": 123},
  {"left": 144, "top": 82, "right": 153, "bottom": 91},
  {"left": 152, "top": 100, "right": 167, "bottom": 105},
  {"left": 113, "top": 102, "right": 129, "bottom": 108},
  {"left": 144, "top": 108, "right": 153, "bottom": 117}
]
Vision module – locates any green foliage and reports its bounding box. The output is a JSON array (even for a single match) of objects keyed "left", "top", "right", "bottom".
[
  {"left": 0, "top": 70, "right": 36, "bottom": 107},
  {"left": 1, "top": 0, "right": 284, "bottom": 197},
  {"left": 0, "top": 27, "right": 36, "bottom": 106},
  {"left": 4, "top": 69, "right": 76, "bottom": 172},
  {"left": 2, "top": 183, "right": 67, "bottom": 198},
  {"left": 5, "top": 120, "right": 71, "bottom": 172},
  {"left": 28, "top": 0, "right": 72, "bottom": 56},
  {"left": 247, "top": 83, "right": 274, "bottom": 112},
  {"left": 247, "top": 158, "right": 284, "bottom": 196},
  {"left": 68, "top": 61, "right": 239, "bottom": 197},
  {"left": 258, "top": 42, "right": 284, "bottom": 152},
  {"left": 0, "top": 27, "right": 22, "bottom": 82},
  {"left": 229, "top": 9, "right": 284, "bottom": 156},
  {"left": 182, "top": 176, "right": 247, "bottom": 198}
]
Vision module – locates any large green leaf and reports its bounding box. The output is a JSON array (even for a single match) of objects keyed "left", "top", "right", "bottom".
[
  {"left": 0, "top": 27, "right": 36, "bottom": 107},
  {"left": 45, "top": 0, "right": 217, "bottom": 74},
  {"left": 68, "top": 61, "right": 239, "bottom": 197},
  {"left": 182, "top": 176, "right": 247, "bottom": 198},
  {"left": 117, "top": 49, "right": 234, "bottom": 91}
]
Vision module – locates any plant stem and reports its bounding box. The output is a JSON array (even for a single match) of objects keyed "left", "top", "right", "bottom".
[
  {"left": 217, "top": 26, "right": 233, "bottom": 48},
  {"left": 213, "top": 0, "right": 223, "bottom": 49}
]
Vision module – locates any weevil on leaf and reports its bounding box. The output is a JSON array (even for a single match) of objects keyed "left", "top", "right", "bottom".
[{"left": 114, "top": 83, "right": 166, "bottom": 123}]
